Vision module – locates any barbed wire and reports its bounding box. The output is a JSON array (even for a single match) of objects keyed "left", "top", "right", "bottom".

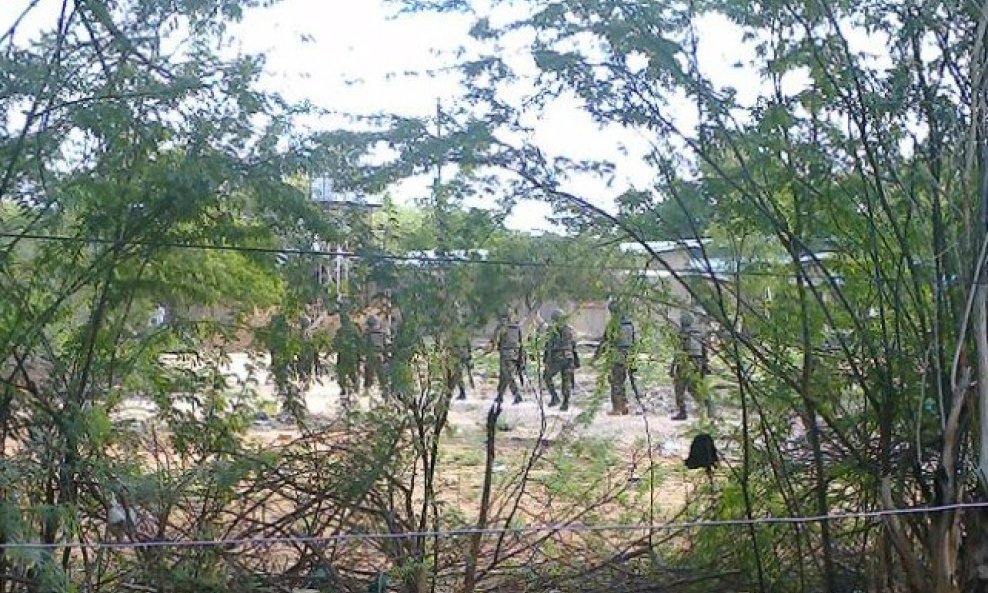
[{"left": 8, "top": 501, "right": 988, "bottom": 550}]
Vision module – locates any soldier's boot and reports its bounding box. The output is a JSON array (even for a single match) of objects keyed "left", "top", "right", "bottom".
[
  {"left": 512, "top": 391, "right": 522, "bottom": 405},
  {"left": 559, "top": 371, "right": 573, "bottom": 411},
  {"left": 456, "top": 385, "right": 466, "bottom": 400},
  {"left": 608, "top": 403, "right": 629, "bottom": 416},
  {"left": 608, "top": 388, "right": 627, "bottom": 415},
  {"left": 547, "top": 384, "right": 560, "bottom": 407},
  {"left": 672, "top": 389, "right": 688, "bottom": 419},
  {"left": 672, "top": 380, "right": 688, "bottom": 420}
]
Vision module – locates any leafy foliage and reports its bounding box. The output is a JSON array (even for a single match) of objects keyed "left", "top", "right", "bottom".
[
  {"left": 0, "top": 0, "right": 345, "bottom": 589},
  {"left": 11, "top": 0, "right": 988, "bottom": 592},
  {"left": 374, "top": 0, "right": 988, "bottom": 591}
]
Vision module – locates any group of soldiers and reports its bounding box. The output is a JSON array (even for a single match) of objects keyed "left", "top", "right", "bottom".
[
  {"left": 493, "top": 304, "right": 712, "bottom": 419},
  {"left": 331, "top": 309, "right": 390, "bottom": 406},
  {"left": 491, "top": 308, "right": 580, "bottom": 410},
  {"left": 669, "top": 311, "right": 712, "bottom": 420},
  {"left": 330, "top": 301, "right": 713, "bottom": 420}
]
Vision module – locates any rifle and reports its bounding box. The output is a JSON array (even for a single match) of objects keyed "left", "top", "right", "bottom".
[
  {"left": 465, "top": 359, "right": 476, "bottom": 390},
  {"left": 515, "top": 349, "right": 526, "bottom": 386},
  {"left": 628, "top": 366, "right": 643, "bottom": 403}
]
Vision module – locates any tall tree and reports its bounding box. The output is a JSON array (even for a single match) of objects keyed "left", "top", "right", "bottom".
[
  {"left": 0, "top": 0, "right": 339, "bottom": 587},
  {"left": 375, "top": 1, "right": 988, "bottom": 591}
]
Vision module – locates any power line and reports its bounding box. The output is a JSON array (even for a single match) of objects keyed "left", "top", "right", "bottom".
[
  {"left": 0, "top": 231, "right": 935, "bottom": 281},
  {"left": 7, "top": 501, "right": 988, "bottom": 551},
  {"left": 0, "top": 231, "right": 549, "bottom": 267}
]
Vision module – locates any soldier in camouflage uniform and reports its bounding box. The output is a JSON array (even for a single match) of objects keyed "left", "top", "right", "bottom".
[
  {"left": 543, "top": 309, "right": 578, "bottom": 411},
  {"left": 363, "top": 314, "right": 389, "bottom": 397},
  {"left": 671, "top": 311, "right": 711, "bottom": 421},
  {"left": 333, "top": 306, "right": 361, "bottom": 407},
  {"left": 493, "top": 311, "right": 523, "bottom": 404},
  {"left": 452, "top": 335, "right": 473, "bottom": 400},
  {"left": 594, "top": 301, "right": 635, "bottom": 415}
]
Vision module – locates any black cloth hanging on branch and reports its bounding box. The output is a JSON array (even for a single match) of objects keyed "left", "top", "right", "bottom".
[{"left": 685, "top": 433, "right": 718, "bottom": 470}]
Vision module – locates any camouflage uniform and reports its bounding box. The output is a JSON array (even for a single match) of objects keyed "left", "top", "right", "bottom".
[
  {"left": 603, "top": 310, "right": 635, "bottom": 415},
  {"left": 333, "top": 311, "right": 361, "bottom": 406},
  {"left": 544, "top": 309, "right": 578, "bottom": 411},
  {"left": 672, "top": 312, "right": 710, "bottom": 420},
  {"left": 495, "top": 315, "right": 523, "bottom": 404},
  {"left": 363, "top": 315, "right": 389, "bottom": 397},
  {"left": 452, "top": 337, "right": 472, "bottom": 400}
]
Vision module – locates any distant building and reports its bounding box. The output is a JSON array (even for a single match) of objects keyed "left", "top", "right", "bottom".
[
  {"left": 619, "top": 238, "right": 846, "bottom": 322},
  {"left": 395, "top": 249, "right": 490, "bottom": 267},
  {"left": 619, "top": 238, "right": 732, "bottom": 320}
]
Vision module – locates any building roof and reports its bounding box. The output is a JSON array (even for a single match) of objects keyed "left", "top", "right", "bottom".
[
  {"left": 630, "top": 263, "right": 733, "bottom": 282},
  {"left": 618, "top": 238, "right": 712, "bottom": 255},
  {"left": 797, "top": 250, "right": 838, "bottom": 264},
  {"left": 397, "top": 249, "right": 490, "bottom": 266},
  {"left": 630, "top": 251, "right": 844, "bottom": 283}
]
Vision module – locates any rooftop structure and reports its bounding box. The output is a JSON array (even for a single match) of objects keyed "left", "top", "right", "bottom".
[
  {"left": 310, "top": 177, "right": 382, "bottom": 209},
  {"left": 396, "top": 249, "right": 490, "bottom": 267},
  {"left": 618, "top": 238, "right": 712, "bottom": 255}
]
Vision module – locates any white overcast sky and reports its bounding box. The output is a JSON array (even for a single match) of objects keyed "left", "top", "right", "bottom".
[
  {"left": 7, "top": 0, "right": 889, "bottom": 232},
  {"left": 230, "top": 0, "right": 754, "bottom": 231}
]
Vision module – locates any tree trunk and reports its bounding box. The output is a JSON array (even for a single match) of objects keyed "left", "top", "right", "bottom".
[
  {"left": 963, "top": 510, "right": 988, "bottom": 592},
  {"left": 975, "top": 277, "right": 988, "bottom": 475},
  {"left": 463, "top": 400, "right": 501, "bottom": 593},
  {"left": 977, "top": 157, "right": 988, "bottom": 490}
]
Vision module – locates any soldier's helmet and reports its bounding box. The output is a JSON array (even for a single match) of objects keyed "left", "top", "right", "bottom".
[
  {"left": 551, "top": 309, "right": 565, "bottom": 322},
  {"left": 366, "top": 314, "right": 379, "bottom": 328},
  {"left": 680, "top": 311, "right": 694, "bottom": 327},
  {"left": 498, "top": 309, "right": 510, "bottom": 321}
]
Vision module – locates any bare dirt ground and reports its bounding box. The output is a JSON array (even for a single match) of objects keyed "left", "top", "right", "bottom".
[
  {"left": 108, "top": 349, "right": 729, "bottom": 593},
  {"left": 197, "top": 352, "right": 726, "bottom": 458},
  {"left": 114, "top": 352, "right": 726, "bottom": 514}
]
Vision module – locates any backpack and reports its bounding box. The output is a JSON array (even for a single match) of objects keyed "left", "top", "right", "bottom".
[
  {"left": 685, "top": 433, "right": 718, "bottom": 470},
  {"left": 682, "top": 327, "right": 704, "bottom": 357},
  {"left": 499, "top": 323, "right": 521, "bottom": 351},
  {"left": 553, "top": 324, "right": 574, "bottom": 350},
  {"left": 618, "top": 319, "right": 635, "bottom": 350},
  {"left": 368, "top": 329, "right": 386, "bottom": 351}
]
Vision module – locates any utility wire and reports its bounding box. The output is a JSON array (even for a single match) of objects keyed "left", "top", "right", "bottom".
[
  {"left": 0, "top": 231, "right": 562, "bottom": 267},
  {"left": 8, "top": 501, "right": 988, "bottom": 551},
  {"left": 0, "top": 231, "right": 935, "bottom": 281}
]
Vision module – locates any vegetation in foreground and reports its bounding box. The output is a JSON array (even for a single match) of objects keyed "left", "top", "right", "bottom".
[{"left": 4, "top": 0, "right": 988, "bottom": 592}]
